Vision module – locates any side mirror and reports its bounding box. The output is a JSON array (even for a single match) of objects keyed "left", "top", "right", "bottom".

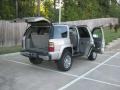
[{"left": 93, "top": 34, "right": 98, "bottom": 38}]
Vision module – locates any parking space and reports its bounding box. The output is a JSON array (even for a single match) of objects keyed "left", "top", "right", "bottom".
[
  {"left": 65, "top": 78, "right": 120, "bottom": 90},
  {"left": 0, "top": 51, "right": 120, "bottom": 90},
  {"left": 0, "top": 57, "right": 75, "bottom": 90},
  {"left": 86, "top": 65, "right": 120, "bottom": 85},
  {"left": 105, "top": 55, "right": 120, "bottom": 67}
]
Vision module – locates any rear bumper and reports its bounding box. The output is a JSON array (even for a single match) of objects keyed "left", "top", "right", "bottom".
[
  {"left": 21, "top": 49, "right": 59, "bottom": 60},
  {"left": 21, "top": 50, "right": 51, "bottom": 60}
]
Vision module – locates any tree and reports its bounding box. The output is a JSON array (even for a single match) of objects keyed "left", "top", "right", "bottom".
[
  {"left": 0, "top": 0, "right": 36, "bottom": 20},
  {"left": 0, "top": 0, "right": 16, "bottom": 19},
  {"left": 63, "top": 0, "right": 103, "bottom": 21},
  {"left": 109, "top": 0, "right": 120, "bottom": 18},
  {"left": 17, "top": 0, "right": 35, "bottom": 18},
  {"left": 63, "top": 0, "right": 79, "bottom": 21},
  {"left": 0, "top": 0, "right": 120, "bottom": 20},
  {"left": 97, "top": 0, "right": 110, "bottom": 17}
]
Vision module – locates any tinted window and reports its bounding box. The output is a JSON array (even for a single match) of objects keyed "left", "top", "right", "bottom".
[
  {"left": 92, "top": 28, "right": 102, "bottom": 38},
  {"left": 78, "top": 27, "right": 90, "bottom": 38},
  {"left": 69, "top": 27, "right": 78, "bottom": 36},
  {"left": 25, "top": 26, "right": 49, "bottom": 38},
  {"left": 50, "top": 26, "right": 68, "bottom": 39},
  {"left": 30, "top": 27, "right": 49, "bottom": 35}
]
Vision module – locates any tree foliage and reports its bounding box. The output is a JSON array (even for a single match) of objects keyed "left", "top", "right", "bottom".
[
  {"left": 0, "top": 0, "right": 15, "bottom": 19},
  {"left": 0, "top": 0, "right": 35, "bottom": 20},
  {"left": 18, "top": 0, "right": 35, "bottom": 18},
  {"left": 0, "top": 0, "right": 120, "bottom": 21}
]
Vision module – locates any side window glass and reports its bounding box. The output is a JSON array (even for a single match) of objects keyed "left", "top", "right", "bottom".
[
  {"left": 78, "top": 27, "right": 90, "bottom": 38},
  {"left": 52, "top": 26, "right": 68, "bottom": 39},
  {"left": 92, "top": 28, "right": 102, "bottom": 38},
  {"left": 69, "top": 28, "right": 77, "bottom": 36},
  {"left": 69, "top": 27, "right": 78, "bottom": 45}
]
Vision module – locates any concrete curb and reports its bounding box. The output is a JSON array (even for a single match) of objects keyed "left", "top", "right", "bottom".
[
  {"left": 1, "top": 38, "right": 120, "bottom": 56},
  {"left": 0, "top": 52, "right": 20, "bottom": 56},
  {"left": 106, "top": 38, "right": 120, "bottom": 49}
]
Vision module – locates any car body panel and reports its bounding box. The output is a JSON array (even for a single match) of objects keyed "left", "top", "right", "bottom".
[
  {"left": 21, "top": 17, "right": 105, "bottom": 61},
  {"left": 92, "top": 27, "right": 105, "bottom": 53}
]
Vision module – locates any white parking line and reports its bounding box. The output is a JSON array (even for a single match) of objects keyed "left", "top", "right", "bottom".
[
  {"left": 103, "top": 64, "right": 120, "bottom": 68},
  {"left": 75, "top": 59, "right": 120, "bottom": 69},
  {"left": 0, "top": 59, "right": 79, "bottom": 78},
  {"left": 58, "top": 52, "right": 120, "bottom": 90},
  {"left": 84, "top": 77, "right": 120, "bottom": 87},
  {"left": 92, "top": 62, "right": 120, "bottom": 68}
]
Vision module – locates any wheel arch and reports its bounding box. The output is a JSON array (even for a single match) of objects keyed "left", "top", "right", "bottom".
[
  {"left": 58, "top": 46, "right": 73, "bottom": 59},
  {"left": 63, "top": 47, "right": 72, "bottom": 54}
]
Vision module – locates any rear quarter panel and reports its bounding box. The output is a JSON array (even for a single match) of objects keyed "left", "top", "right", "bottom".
[{"left": 49, "top": 38, "right": 72, "bottom": 59}]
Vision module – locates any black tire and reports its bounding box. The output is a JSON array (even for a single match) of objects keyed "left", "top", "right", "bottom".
[
  {"left": 57, "top": 50, "right": 72, "bottom": 71},
  {"left": 88, "top": 50, "right": 97, "bottom": 61},
  {"left": 29, "top": 57, "right": 43, "bottom": 65}
]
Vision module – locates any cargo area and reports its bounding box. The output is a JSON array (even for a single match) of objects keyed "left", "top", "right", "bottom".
[{"left": 24, "top": 26, "right": 50, "bottom": 55}]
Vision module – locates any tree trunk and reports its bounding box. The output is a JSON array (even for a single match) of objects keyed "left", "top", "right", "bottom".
[{"left": 37, "top": 0, "right": 40, "bottom": 16}]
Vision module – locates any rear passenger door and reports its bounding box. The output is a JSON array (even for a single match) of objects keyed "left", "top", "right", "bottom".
[
  {"left": 69, "top": 27, "right": 79, "bottom": 52},
  {"left": 78, "top": 27, "right": 92, "bottom": 56},
  {"left": 92, "top": 27, "right": 105, "bottom": 53}
]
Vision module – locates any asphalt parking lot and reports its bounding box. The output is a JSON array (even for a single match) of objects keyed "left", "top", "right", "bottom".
[{"left": 0, "top": 49, "right": 120, "bottom": 90}]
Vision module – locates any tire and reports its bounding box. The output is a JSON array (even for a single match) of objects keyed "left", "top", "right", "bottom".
[
  {"left": 29, "top": 57, "right": 43, "bottom": 65},
  {"left": 88, "top": 50, "right": 97, "bottom": 61},
  {"left": 57, "top": 50, "right": 72, "bottom": 71}
]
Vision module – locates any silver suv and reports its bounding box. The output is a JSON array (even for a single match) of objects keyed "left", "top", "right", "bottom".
[{"left": 21, "top": 17, "right": 105, "bottom": 71}]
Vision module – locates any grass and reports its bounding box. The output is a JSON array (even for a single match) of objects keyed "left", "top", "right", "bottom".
[
  {"left": 0, "top": 28, "right": 120, "bottom": 55},
  {"left": 0, "top": 46, "right": 22, "bottom": 55},
  {"left": 104, "top": 28, "right": 120, "bottom": 45}
]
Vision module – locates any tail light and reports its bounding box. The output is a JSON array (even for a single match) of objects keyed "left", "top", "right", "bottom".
[{"left": 48, "top": 42, "right": 54, "bottom": 52}]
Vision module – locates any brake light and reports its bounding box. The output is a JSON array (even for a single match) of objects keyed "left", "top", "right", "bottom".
[{"left": 48, "top": 42, "right": 54, "bottom": 52}]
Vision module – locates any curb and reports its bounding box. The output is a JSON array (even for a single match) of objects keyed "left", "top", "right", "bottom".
[
  {"left": 106, "top": 38, "right": 120, "bottom": 49},
  {"left": 0, "top": 52, "right": 20, "bottom": 56},
  {"left": 1, "top": 38, "right": 120, "bottom": 56}
]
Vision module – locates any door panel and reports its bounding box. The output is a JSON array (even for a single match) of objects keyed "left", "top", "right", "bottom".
[
  {"left": 79, "top": 38, "right": 91, "bottom": 55},
  {"left": 92, "top": 27, "right": 105, "bottom": 53},
  {"left": 69, "top": 27, "right": 79, "bottom": 52},
  {"left": 77, "top": 26, "right": 91, "bottom": 56}
]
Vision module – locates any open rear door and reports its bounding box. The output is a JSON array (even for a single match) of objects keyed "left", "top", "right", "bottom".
[
  {"left": 25, "top": 17, "right": 52, "bottom": 27},
  {"left": 22, "top": 17, "right": 52, "bottom": 55},
  {"left": 92, "top": 27, "right": 105, "bottom": 53}
]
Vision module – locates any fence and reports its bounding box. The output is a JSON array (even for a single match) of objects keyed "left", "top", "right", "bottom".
[
  {"left": 62, "top": 18, "right": 119, "bottom": 30},
  {"left": 0, "top": 20, "right": 27, "bottom": 47},
  {"left": 0, "top": 18, "right": 119, "bottom": 47}
]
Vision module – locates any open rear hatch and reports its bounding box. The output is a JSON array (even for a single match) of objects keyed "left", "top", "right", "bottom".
[{"left": 22, "top": 17, "right": 52, "bottom": 56}]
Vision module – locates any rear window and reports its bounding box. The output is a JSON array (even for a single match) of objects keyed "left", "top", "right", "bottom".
[
  {"left": 25, "top": 26, "right": 50, "bottom": 37},
  {"left": 50, "top": 26, "right": 68, "bottom": 39}
]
